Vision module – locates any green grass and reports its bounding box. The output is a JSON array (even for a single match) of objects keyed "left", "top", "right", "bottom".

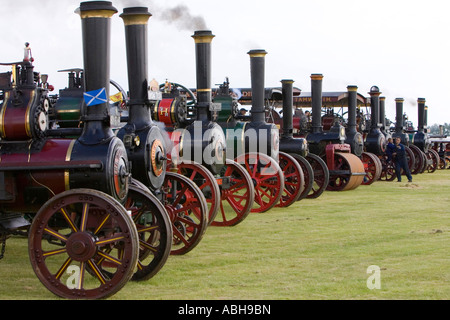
[{"left": 1, "top": 169, "right": 449, "bottom": 300}]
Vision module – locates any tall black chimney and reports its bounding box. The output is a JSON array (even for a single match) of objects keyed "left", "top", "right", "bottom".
[
  {"left": 311, "top": 74, "right": 324, "bottom": 134},
  {"left": 364, "top": 86, "right": 386, "bottom": 154},
  {"left": 120, "top": 7, "right": 152, "bottom": 129},
  {"left": 413, "top": 97, "right": 429, "bottom": 152},
  {"left": 393, "top": 98, "right": 409, "bottom": 145},
  {"left": 395, "top": 98, "right": 404, "bottom": 133},
  {"left": 347, "top": 85, "right": 358, "bottom": 134},
  {"left": 192, "top": 30, "right": 215, "bottom": 122},
  {"left": 77, "top": 1, "right": 117, "bottom": 145},
  {"left": 248, "top": 50, "right": 268, "bottom": 124},
  {"left": 369, "top": 86, "right": 381, "bottom": 130},
  {"left": 417, "top": 98, "right": 426, "bottom": 132},
  {"left": 345, "top": 85, "right": 364, "bottom": 157},
  {"left": 279, "top": 79, "right": 308, "bottom": 157},
  {"left": 379, "top": 96, "right": 386, "bottom": 132},
  {"left": 281, "top": 79, "right": 294, "bottom": 139}
]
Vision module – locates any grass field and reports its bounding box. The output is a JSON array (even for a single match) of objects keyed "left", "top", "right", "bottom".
[{"left": 0, "top": 169, "right": 449, "bottom": 300}]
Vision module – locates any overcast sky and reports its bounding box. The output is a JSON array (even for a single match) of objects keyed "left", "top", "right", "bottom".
[{"left": 1, "top": 0, "right": 449, "bottom": 126}]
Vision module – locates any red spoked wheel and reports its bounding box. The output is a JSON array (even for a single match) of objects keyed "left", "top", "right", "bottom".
[
  {"left": 28, "top": 189, "right": 139, "bottom": 300},
  {"left": 360, "top": 152, "right": 382, "bottom": 185},
  {"left": 290, "top": 153, "right": 314, "bottom": 201},
  {"left": 326, "top": 153, "right": 365, "bottom": 191},
  {"left": 162, "top": 172, "right": 208, "bottom": 255},
  {"left": 276, "top": 152, "right": 304, "bottom": 208},
  {"left": 212, "top": 159, "right": 255, "bottom": 227},
  {"left": 169, "top": 161, "right": 221, "bottom": 225},
  {"left": 305, "top": 153, "right": 329, "bottom": 199},
  {"left": 235, "top": 152, "right": 285, "bottom": 213},
  {"left": 426, "top": 149, "right": 439, "bottom": 173},
  {"left": 124, "top": 183, "right": 172, "bottom": 282},
  {"left": 378, "top": 155, "right": 396, "bottom": 181}
]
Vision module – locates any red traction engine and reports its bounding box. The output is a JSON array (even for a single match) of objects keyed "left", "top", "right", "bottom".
[{"left": 0, "top": 1, "right": 174, "bottom": 299}]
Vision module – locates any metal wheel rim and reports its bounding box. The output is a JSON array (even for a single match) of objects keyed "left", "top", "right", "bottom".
[
  {"left": 28, "top": 189, "right": 139, "bottom": 300},
  {"left": 212, "top": 159, "right": 255, "bottom": 227}
]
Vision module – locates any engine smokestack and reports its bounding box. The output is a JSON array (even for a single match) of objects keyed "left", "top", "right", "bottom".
[
  {"left": 248, "top": 49, "right": 268, "bottom": 124},
  {"left": 369, "top": 86, "right": 381, "bottom": 130},
  {"left": 347, "top": 85, "right": 358, "bottom": 134},
  {"left": 417, "top": 98, "right": 426, "bottom": 132},
  {"left": 192, "top": 30, "right": 215, "bottom": 122},
  {"left": 281, "top": 79, "right": 294, "bottom": 139},
  {"left": 379, "top": 96, "right": 386, "bottom": 132},
  {"left": 344, "top": 85, "right": 364, "bottom": 157},
  {"left": 395, "top": 98, "right": 404, "bottom": 133},
  {"left": 311, "top": 74, "right": 324, "bottom": 134},
  {"left": 120, "top": 6, "right": 152, "bottom": 129},
  {"left": 77, "top": 1, "right": 117, "bottom": 145}
]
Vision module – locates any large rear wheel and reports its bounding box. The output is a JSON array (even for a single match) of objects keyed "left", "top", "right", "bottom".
[{"left": 28, "top": 189, "right": 139, "bottom": 300}]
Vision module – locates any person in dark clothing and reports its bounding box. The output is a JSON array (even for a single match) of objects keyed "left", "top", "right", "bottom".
[
  {"left": 385, "top": 138, "right": 396, "bottom": 162},
  {"left": 392, "top": 137, "right": 412, "bottom": 182}
]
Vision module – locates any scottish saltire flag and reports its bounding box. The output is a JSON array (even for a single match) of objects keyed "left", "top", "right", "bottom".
[{"left": 84, "top": 88, "right": 108, "bottom": 107}]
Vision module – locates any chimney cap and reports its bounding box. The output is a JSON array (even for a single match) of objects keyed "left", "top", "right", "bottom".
[
  {"left": 77, "top": 1, "right": 118, "bottom": 15},
  {"left": 248, "top": 49, "right": 268, "bottom": 57},
  {"left": 418, "top": 98, "right": 426, "bottom": 103},
  {"left": 369, "top": 86, "right": 381, "bottom": 96},
  {"left": 192, "top": 30, "right": 215, "bottom": 43},
  {"left": 120, "top": 7, "right": 152, "bottom": 24},
  {"left": 310, "top": 74, "right": 323, "bottom": 80}
]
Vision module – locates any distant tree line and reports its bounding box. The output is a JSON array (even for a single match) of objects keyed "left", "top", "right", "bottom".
[{"left": 429, "top": 123, "right": 450, "bottom": 136}]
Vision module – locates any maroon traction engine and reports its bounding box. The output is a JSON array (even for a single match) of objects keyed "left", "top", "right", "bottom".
[{"left": 0, "top": 1, "right": 172, "bottom": 300}]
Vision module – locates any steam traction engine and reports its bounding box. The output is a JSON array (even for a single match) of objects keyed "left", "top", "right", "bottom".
[
  {"left": 116, "top": 7, "right": 207, "bottom": 256},
  {"left": 412, "top": 98, "right": 439, "bottom": 173},
  {"left": 348, "top": 86, "right": 382, "bottom": 185},
  {"left": 306, "top": 74, "right": 365, "bottom": 191},
  {"left": 276, "top": 79, "right": 313, "bottom": 202},
  {"left": 214, "top": 50, "right": 296, "bottom": 212},
  {"left": 0, "top": 1, "right": 174, "bottom": 299},
  {"left": 153, "top": 30, "right": 256, "bottom": 226}
]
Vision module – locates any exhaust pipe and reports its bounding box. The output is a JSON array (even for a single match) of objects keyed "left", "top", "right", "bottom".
[
  {"left": 369, "top": 86, "right": 381, "bottom": 130},
  {"left": 417, "top": 98, "right": 426, "bottom": 132},
  {"left": 192, "top": 30, "right": 215, "bottom": 122},
  {"left": 379, "top": 96, "right": 386, "bottom": 132},
  {"left": 346, "top": 85, "right": 358, "bottom": 134},
  {"left": 395, "top": 98, "right": 404, "bottom": 133},
  {"left": 248, "top": 50, "right": 268, "bottom": 124},
  {"left": 311, "top": 74, "right": 324, "bottom": 134},
  {"left": 393, "top": 98, "right": 409, "bottom": 145},
  {"left": 77, "top": 1, "right": 117, "bottom": 145},
  {"left": 120, "top": 7, "right": 152, "bottom": 129},
  {"left": 281, "top": 79, "right": 294, "bottom": 139},
  {"left": 345, "top": 85, "right": 363, "bottom": 157},
  {"left": 365, "top": 86, "right": 386, "bottom": 155}
]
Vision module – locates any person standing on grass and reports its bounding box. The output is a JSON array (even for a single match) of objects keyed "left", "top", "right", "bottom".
[{"left": 393, "top": 137, "right": 413, "bottom": 182}]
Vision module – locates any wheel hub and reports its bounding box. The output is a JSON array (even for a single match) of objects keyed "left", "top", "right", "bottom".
[{"left": 66, "top": 232, "right": 97, "bottom": 262}]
